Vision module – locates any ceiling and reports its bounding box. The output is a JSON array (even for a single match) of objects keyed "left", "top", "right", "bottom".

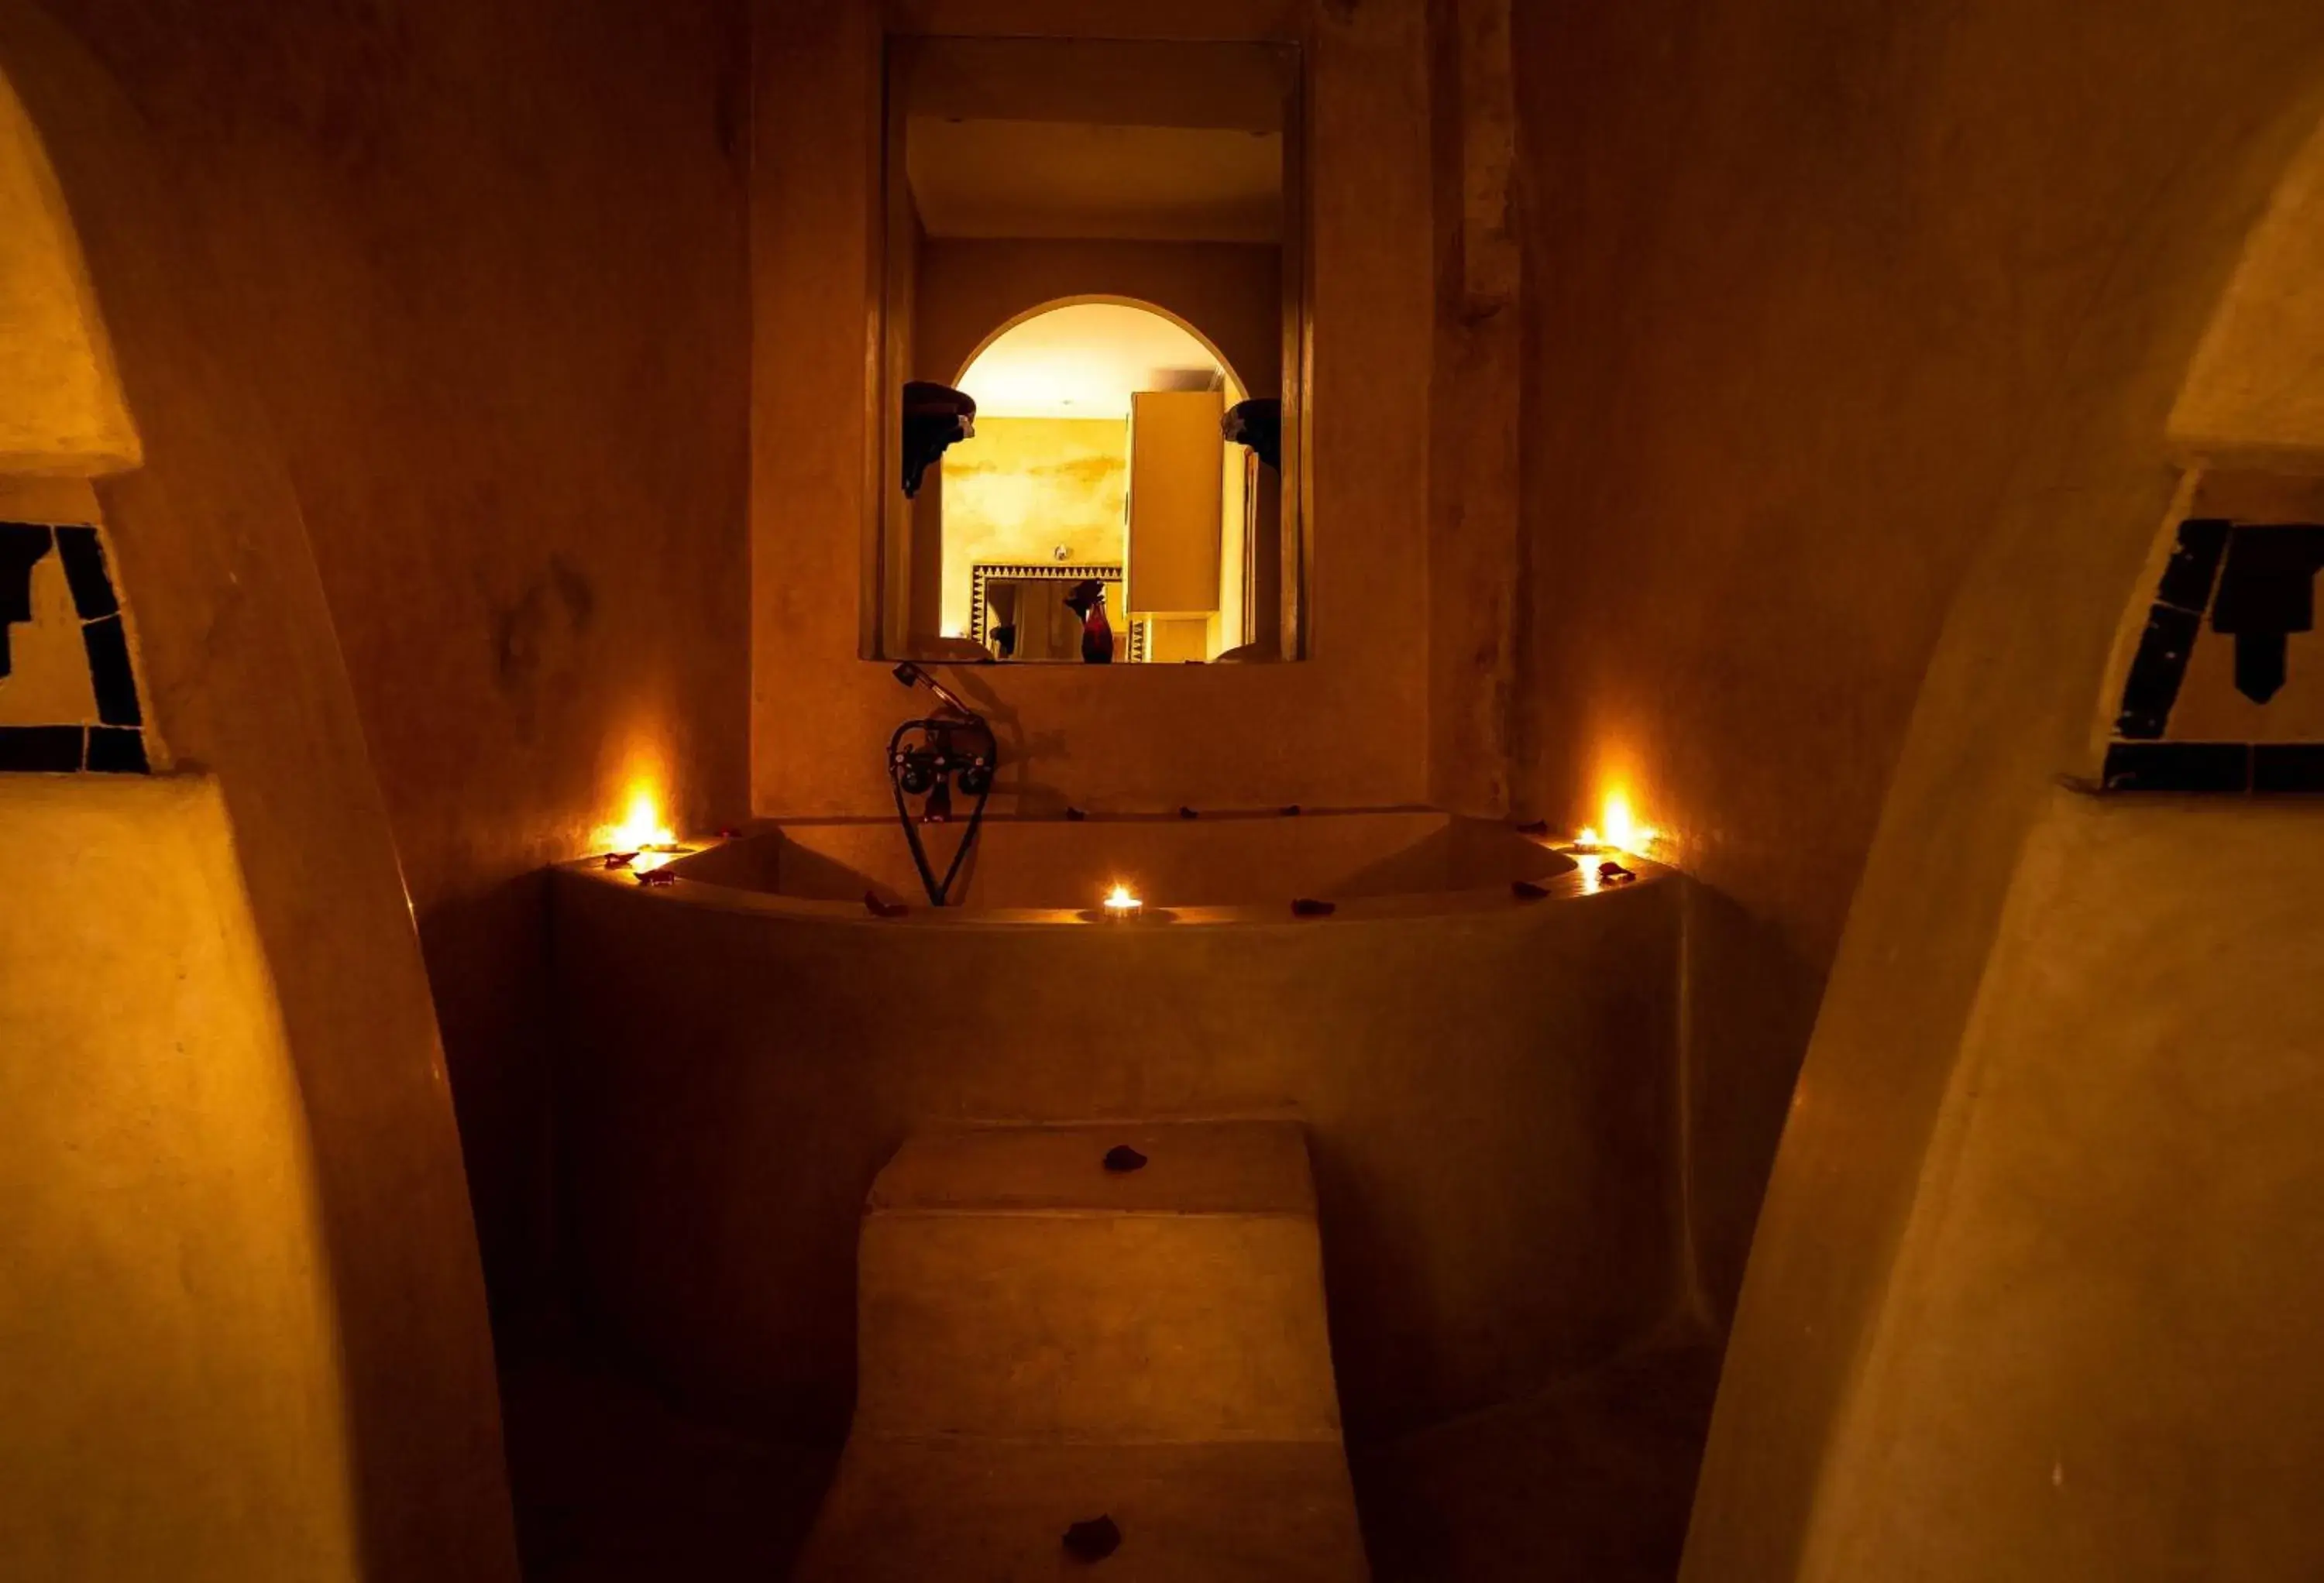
[
  {"left": 907, "top": 118, "right": 1284, "bottom": 245},
  {"left": 957, "top": 303, "right": 1241, "bottom": 421}
]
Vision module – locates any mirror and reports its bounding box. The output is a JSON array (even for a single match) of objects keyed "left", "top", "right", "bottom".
[{"left": 877, "top": 35, "right": 1305, "bottom": 665}]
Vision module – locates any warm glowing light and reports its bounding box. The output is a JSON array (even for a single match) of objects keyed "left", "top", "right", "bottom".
[
  {"left": 1103, "top": 883, "right": 1143, "bottom": 920},
  {"left": 1597, "top": 792, "right": 1657, "bottom": 854},
  {"left": 1575, "top": 826, "right": 1603, "bottom": 848},
  {"left": 595, "top": 789, "right": 676, "bottom": 855}
]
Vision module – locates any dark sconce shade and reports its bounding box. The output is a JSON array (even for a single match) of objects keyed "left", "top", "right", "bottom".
[
  {"left": 1222, "top": 397, "right": 1281, "bottom": 472},
  {"left": 902, "top": 381, "right": 977, "bottom": 500}
]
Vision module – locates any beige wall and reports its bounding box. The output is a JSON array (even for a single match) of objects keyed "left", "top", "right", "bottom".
[
  {"left": 2174, "top": 125, "right": 2324, "bottom": 463},
  {"left": 755, "top": 0, "right": 1431, "bottom": 817},
  {"left": 0, "top": 74, "right": 132, "bottom": 474},
  {"left": 1807, "top": 792, "right": 2324, "bottom": 1581},
  {"left": 937, "top": 416, "right": 1126, "bottom": 637},
  {"left": 0, "top": 5, "right": 517, "bottom": 1574},
  {"left": 1486, "top": 2, "right": 2324, "bottom": 1578},
  {"left": 1, "top": 777, "right": 358, "bottom": 1583},
  {"left": 34, "top": 0, "right": 755, "bottom": 1310},
  {"left": 915, "top": 239, "right": 1281, "bottom": 397},
  {"left": 1512, "top": 0, "right": 2324, "bottom": 1351}
]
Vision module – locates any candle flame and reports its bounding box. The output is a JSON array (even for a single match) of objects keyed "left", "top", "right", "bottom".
[
  {"left": 1104, "top": 883, "right": 1139, "bottom": 910},
  {"left": 596, "top": 789, "right": 676, "bottom": 855},
  {"left": 1597, "top": 792, "right": 1656, "bottom": 854}
]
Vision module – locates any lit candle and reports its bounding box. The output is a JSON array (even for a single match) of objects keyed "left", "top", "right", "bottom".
[
  {"left": 595, "top": 789, "right": 684, "bottom": 871},
  {"left": 1103, "top": 883, "right": 1142, "bottom": 921}
]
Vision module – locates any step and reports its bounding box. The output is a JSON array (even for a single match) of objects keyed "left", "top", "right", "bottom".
[
  {"left": 854, "top": 1121, "right": 1341, "bottom": 1443},
  {"left": 792, "top": 1437, "right": 1369, "bottom": 1582},
  {"left": 868, "top": 1120, "right": 1316, "bottom": 1218}
]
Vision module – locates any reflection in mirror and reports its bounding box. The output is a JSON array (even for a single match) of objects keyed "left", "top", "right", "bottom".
[
  {"left": 970, "top": 564, "right": 1142, "bottom": 664},
  {"left": 878, "top": 36, "right": 1304, "bottom": 665}
]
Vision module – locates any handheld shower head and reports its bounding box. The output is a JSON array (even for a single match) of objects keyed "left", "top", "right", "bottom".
[{"left": 892, "top": 661, "right": 978, "bottom": 720}]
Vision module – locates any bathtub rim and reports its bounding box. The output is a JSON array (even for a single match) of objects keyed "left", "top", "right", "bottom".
[{"left": 559, "top": 812, "right": 1668, "bottom": 931}]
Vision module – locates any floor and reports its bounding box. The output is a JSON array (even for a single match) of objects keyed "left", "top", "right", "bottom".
[
  {"left": 502, "top": 1312, "right": 1722, "bottom": 1582},
  {"left": 499, "top": 1314, "right": 838, "bottom": 1582},
  {"left": 1353, "top": 1331, "right": 1725, "bottom": 1583}
]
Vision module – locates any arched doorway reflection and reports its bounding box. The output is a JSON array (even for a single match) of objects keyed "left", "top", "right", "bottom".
[{"left": 931, "top": 297, "right": 1270, "bottom": 664}]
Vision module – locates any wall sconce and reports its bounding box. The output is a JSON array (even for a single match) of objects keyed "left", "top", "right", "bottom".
[{"left": 902, "top": 381, "right": 978, "bottom": 500}]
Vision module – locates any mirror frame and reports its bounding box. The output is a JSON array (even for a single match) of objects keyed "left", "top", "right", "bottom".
[{"left": 968, "top": 561, "right": 1147, "bottom": 664}]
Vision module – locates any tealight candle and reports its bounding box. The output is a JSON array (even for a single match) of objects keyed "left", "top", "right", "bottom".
[{"left": 1103, "top": 883, "right": 1142, "bottom": 921}]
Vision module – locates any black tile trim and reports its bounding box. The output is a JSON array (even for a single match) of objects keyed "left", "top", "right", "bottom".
[
  {"left": 2157, "top": 518, "right": 2230, "bottom": 613},
  {"left": 2102, "top": 741, "right": 2251, "bottom": 793},
  {"left": 2254, "top": 743, "right": 2324, "bottom": 794},
  {"left": 0, "top": 725, "right": 85, "bottom": 773},
  {"left": 85, "top": 726, "right": 149, "bottom": 774},
  {"left": 2113, "top": 603, "right": 2201, "bottom": 740},
  {"left": 81, "top": 615, "right": 142, "bottom": 727},
  {"left": 53, "top": 525, "right": 119, "bottom": 620}
]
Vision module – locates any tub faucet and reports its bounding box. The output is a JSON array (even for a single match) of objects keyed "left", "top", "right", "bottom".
[{"left": 886, "top": 664, "right": 998, "bottom": 904}]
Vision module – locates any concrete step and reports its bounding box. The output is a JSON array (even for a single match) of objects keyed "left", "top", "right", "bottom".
[
  {"left": 792, "top": 1437, "right": 1368, "bottom": 1582},
  {"left": 868, "top": 1119, "right": 1316, "bottom": 1218},
  {"left": 854, "top": 1121, "right": 1340, "bottom": 1444},
  {"left": 799, "top": 1120, "right": 1369, "bottom": 1580}
]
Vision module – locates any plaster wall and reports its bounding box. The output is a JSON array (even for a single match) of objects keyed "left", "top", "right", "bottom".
[
  {"left": 1807, "top": 792, "right": 2324, "bottom": 1581},
  {"left": 0, "top": 776, "right": 357, "bottom": 1583},
  {"left": 2174, "top": 131, "right": 2324, "bottom": 462},
  {"left": 0, "top": 77, "right": 130, "bottom": 474},
  {"left": 1532, "top": 3, "right": 2324, "bottom": 1578},
  {"left": 1511, "top": 0, "right": 2324, "bottom": 1348},
  {"left": 0, "top": 7, "right": 517, "bottom": 1573},
  {"left": 754, "top": 0, "right": 1431, "bottom": 817},
  {"left": 915, "top": 239, "right": 1282, "bottom": 397},
  {"left": 937, "top": 416, "right": 1126, "bottom": 637},
  {"left": 33, "top": 0, "right": 755, "bottom": 1307}
]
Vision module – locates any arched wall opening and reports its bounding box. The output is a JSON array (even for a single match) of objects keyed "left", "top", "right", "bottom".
[
  {"left": 0, "top": 7, "right": 516, "bottom": 1578},
  {"left": 951, "top": 293, "right": 1249, "bottom": 394},
  {"left": 1681, "top": 63, "right": 2324, "bottom": 1583},
  {"left": 925, "top": 297, "right": 1260, "bottom": 661}
]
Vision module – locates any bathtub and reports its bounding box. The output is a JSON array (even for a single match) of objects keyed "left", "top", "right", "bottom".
[
  {"left": 549, "top": 809, "right": 1683, "bottom": 1444},
  {"left": 663, "top": 808, "right": 1578, "bottom": 915}
]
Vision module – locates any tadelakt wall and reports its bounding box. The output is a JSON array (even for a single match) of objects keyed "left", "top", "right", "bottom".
[
  {"left": 0, "top": 75, "right": 129, "bottom": 474},
  {"left": 937, "top": 417, "right": 1126, "bottom": 637},
  {"left": 0, "top": 5, "right": 517, "bottom": 1574},
  {"left": 34, "top": 0, "right": 755, "bottom": 1310},
  {"left": 1512, "top": 0, "right": 2324, "bottom": 1337},
  {"left": 2, "top": 778, "right": 360, "bottom": 1583},
  {"left": 1496, "top": 0, "right": 2324, "bottom": 1576},
  {"left": 753, "top": 0, "right": 1430, "bottom": 818}
]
